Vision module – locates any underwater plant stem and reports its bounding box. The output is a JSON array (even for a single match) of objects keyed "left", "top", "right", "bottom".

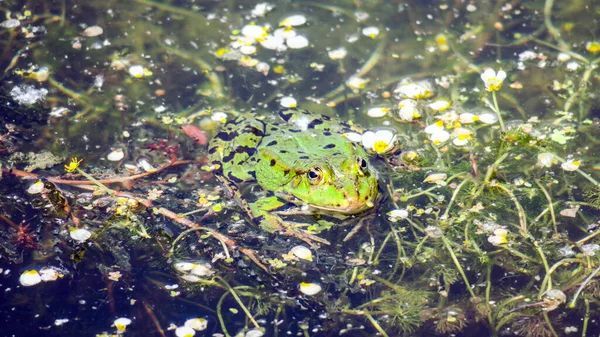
[
  {"left": 169, "top": 226, "right": 231, "bottom": 260},
  {"left": 442, "top": 178, "right": 471, "bottom": 219},
  {"left": 569, "top": 265, "right": 600, "bottom": 308},
  {"left": 215, "top": 279, "right": 261, "bottom": 330},
  {"left": 485, "top": 263, "right": 496, "bottom": 333},
  {"left": 75, "top": 168, "right": 116, "bottom": 198},
  {"left": 363, "top": 311, "right": 390, "bottom": 337},
  {"left": 472, "top": 153, "right": 508, "bottom": 199},
  {"left": 533, "top": 38, "right": 589, "bottom": 64},
  {"left": 491, "top": 91, "right": 505, "bottom": 133},
  {"left": 493, "top": 183, "right": 527, "bottom": 237},
  {"left": 441, "top": 235, "right": 477, "bottom": 299},
  {"left": 543, "top": 0, "right": 569, "bottom": 51},
  {"left": 582, "top": 299, "right": 590, "bottom": 337},
  {"left": 539, "top": 258, "right": 584, "bottom": 299},
  {"left": 533, "top": 241, "right": 552, "bottom": 292},
  {"left": 534, "top": 179, "right": 557, "bottom": 235},
  {"left": 543, "top": 312, "right": 559, "bottom": 337}
]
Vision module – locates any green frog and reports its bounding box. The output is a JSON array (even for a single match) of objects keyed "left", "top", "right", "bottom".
[{"left": 207, "top": 108, "right": 379, "bottom": 247}]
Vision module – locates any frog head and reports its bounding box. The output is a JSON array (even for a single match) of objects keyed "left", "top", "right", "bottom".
[{"left": 285, "top": 156, "right": 379, "bottom": 214}]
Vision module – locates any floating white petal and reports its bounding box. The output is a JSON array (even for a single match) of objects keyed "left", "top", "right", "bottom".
[
  {"left": 299, "top": 282, "right": 322, "bottom": 295},
  {"left": 280, "top": 96, "right": 297, "bottom": 108},
  {"left": 328, "top": 47, "right": 347, "bottom": 60},
  {"left": 175, "top": 326, "right": 196, "bottom": 337},
  {"left": 561, "top": 159, "right": 581, "bottom": 171},
  {"left": 290, "top": 245, "right": 313, "bottom": 261},
  {"left": 362, "top": 26, "right": 380, "bottom": 38},
  {"left": 19, "top": 270, "right": 42, "bottom": 287},
  {"left": 280, "top": 14, "right": 307, "bottom": 27},
  {"left": 286, "top": 35, "right": 309, "bottom": 49},
  {"left": 367, "top": 107, "right": 390, "bottom": 118},
  {"left": 114, "top": 317, "right": 132, "bottom": 332},
  {"left": 27, "top": 180, "right": 44, "bottom": 194},
  {"left": 107, "top": 148, "right": 125, "bottom": 161},
  {"left": 184, "top": 318, "right": 208, "bottom": 331},
  {"left": 70, "top": 228, "right": 92, "bottom": 242}
]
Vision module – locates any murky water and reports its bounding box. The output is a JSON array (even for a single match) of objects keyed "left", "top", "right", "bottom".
[{"left": 2, "top": 1, "right": 600, "bottom": 336}]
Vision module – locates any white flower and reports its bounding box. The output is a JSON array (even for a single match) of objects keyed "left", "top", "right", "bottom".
[
  {"left": 299, "top": 282, "right": 322, "bottom": 295},
  {"left": 251, "top": 3, "right": 274, "bottom": 17},
  {"left": 328, "top": 47, "right": 347, "bottom": 60},
  {"left": 190, "top": 263, "right": 214, "bottom": 277},
  {"left": 19, "top": 270, "right": 42, "bottom": 287},
  {"left": 107, "top": 148, "right": 125, "bottom": 162},
  {"left": 286, "top": 35, "right": 309, "bottom": 49},
  {"left": 128, "top": 65, "right": 145, "bottom": 78},
  {"left": 429, "top": 100, "right": 451, "bottom": 112},
  {"left": 397, "top": 99, "right": 420, "bottom": 121},
  {"left": 342, "top": 132, "right": 363, "bottom": 142},
  {"left": 459, "top": 112, "right": 478, "bottom": 124},
  {"left": 211, "top": 112, "right": 228, "bottom": 123},
  {"left": 394, "top": 81, "right": 434, "bottom": 99},
  {"left": 260, "top": 35, "right": 286, "bottom": 51},
  {"left": 387, "top": 209, "right": 409, "bottom": 222},
  {"left": 240, "top": 45, "right": 257, "bottom": 55},
  {"left": 537, "top": 152, "right": 556, "bottom": 168},
  {"left": 424, "top": 120, "right": 445, "bottom": 134},
  {"left": 361, "top": 130, "right": 396, "bottom": 154},
  {"left": 478, "top": 112, "right": 498, "bottom": 124},
  {"left": 488, "top": 228, "right": 508, "bottom": 246},
  {"left": 27, "top": 180, "right": 44, "bottom": 194},
  {"left": 424, "top": 173, "right": 447, "bottom": 184},
  {"left": 241, "top": 24, "right": 268, "bottom": 41},
  {"left": 175, "top": 326, "right": 196, "bottom": 337},
  {"left": 561, "top": 159, "right": 581, "bottom": 171},
  {"left": 273, "top": 28, "right": 297, "bottom": 40},
  {"left": 480, "top": 68, "right": 507, "bottom": 92},
  {"left": 70, "top": 228, "right": 92, "bottom": 242},
  {"left": 184, "top": 318, "right": 208, "bottom": 331},
  {"left": 280, "top": 96, "right": 297, "bottom": 108},
  {"left": 290, "top": 245, "right": 313, "bottom": 261},
  {"left": 430, "top": 129, "right": 450, "bottom": 145},
  {"left": 452, "top": 128, "right": 473, "bottom": 146},
  {"left": 346, "top": 76, "right": 368, "bottom": 89},
  {"left": 362, "top": 26, "right": 380, "bottom": 39},
  {"left": 366, "top": 107, "right": 390, "bottom": 118},
  {"left": 114, "top": 317, "right": 132, "bottom": 332},
  {"left": 280, "top": 14, "right": 306, "bottom": 27}
]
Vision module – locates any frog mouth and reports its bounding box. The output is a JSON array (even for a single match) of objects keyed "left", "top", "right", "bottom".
[{"left": 309, "top": 198, "right": 376, "bottom": 215}]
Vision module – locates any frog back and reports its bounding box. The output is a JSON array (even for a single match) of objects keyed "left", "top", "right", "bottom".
[{"left": 207, "top": 115, "right": 266, "bottom": 182}]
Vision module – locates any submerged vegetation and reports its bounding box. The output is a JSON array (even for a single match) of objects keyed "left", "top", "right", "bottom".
[{"left": 2, "top": 0, "right": 600, "bottom": 336}]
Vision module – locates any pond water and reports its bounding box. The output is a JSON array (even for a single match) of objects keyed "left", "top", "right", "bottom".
[{"left": 2, "top": 0, "right": 600, "bottom": 336}]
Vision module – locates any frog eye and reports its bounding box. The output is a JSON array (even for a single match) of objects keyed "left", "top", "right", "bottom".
[
  {"left": 356, "top": 157, "right": 368, "bottom": 175},
  {"left": 357, "top": 158, "right": 368, "bottom": 170},
  {"left": 307, "top": 167, "right": 323, "bottom": 185}
]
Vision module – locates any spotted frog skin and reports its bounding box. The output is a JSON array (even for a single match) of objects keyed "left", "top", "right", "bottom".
[{"left": 207, "top": 109, "right": 379, "bottom": 246}]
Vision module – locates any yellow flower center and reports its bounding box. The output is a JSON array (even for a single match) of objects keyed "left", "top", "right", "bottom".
[
  {"left": 373, "top": 140, "right": 390, "bottom": 154},
  {"left": 486, "top": 79, "right": 503, "bottom": 92}
]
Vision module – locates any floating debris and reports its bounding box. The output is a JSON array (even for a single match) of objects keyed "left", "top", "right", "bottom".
[
  {"left": 82, "top": 25, "right": 103, "bottom": 37},
  {"left": 9, "top": 85, "right": 48, "bottom": 105}
]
